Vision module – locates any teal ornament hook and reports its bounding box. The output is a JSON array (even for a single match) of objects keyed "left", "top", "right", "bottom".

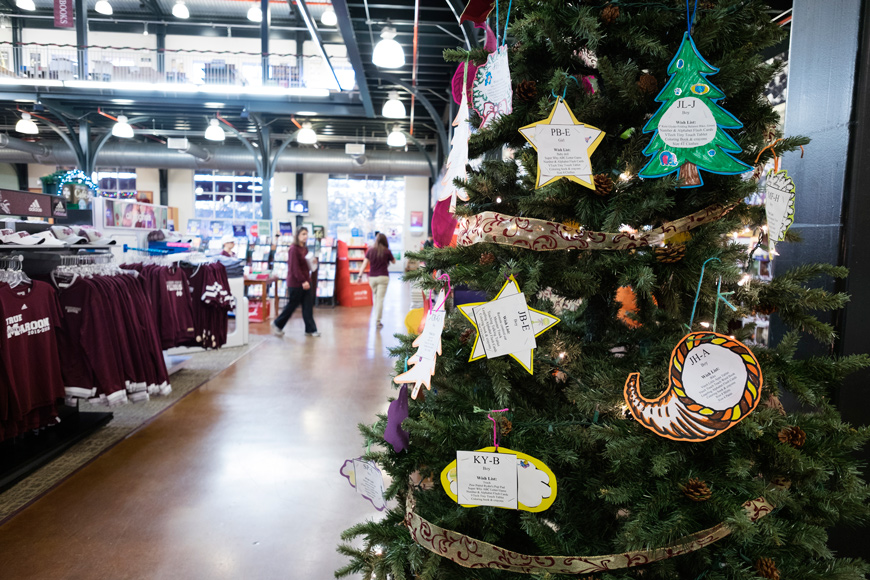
[{"left": 687, "top": 257, "right": 736, "bottom": 332}]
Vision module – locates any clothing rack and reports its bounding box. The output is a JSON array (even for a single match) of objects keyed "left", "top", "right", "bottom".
[
  {"left": 0, "top": 254, "right": 24, "bottom": 270},
  {"left": 123, "top": 244, "right": 170, "bottom": 255},
  {"left": 0, "top": 251, "right": 114, "bottom": 493}
]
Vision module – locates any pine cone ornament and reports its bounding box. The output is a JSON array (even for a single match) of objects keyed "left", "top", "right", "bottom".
[
  {"left": 755, "top": 303, "right": 777, "bottom": 316},
  {"left": 553, "top": 369, "right": 568, "bottom": 383},
  {"left": 459, "top": 327, "right": 474, "bottom": 344},
  {"left": 654, "top": 245, "right": 687, "bottom": 263},
  {"left": 755, "top": 558, "right": 780, "bottom": 580},
  {"left": 637, "top": 73, "right": 658, "bottom": 95},
  {"left": 601, "top": 3, "right": 619, "bottom": 24},
  {"left": 778, "top": 426, "right": 807, "bottom": 448},
  {"left": 499, "top": 417, "right": 513, "bottom": 435},
  {"left": 592, "top": 173, "right": 614, "bottom": 196},
  {"left": 517, "top": 80, "right": 537, "bottom": 102},
  {"left": 479, "top": 252, "right": 496, "bottom": 266},
  {"left": 681, "top": 478, "right": 713, "bottom": 502}
]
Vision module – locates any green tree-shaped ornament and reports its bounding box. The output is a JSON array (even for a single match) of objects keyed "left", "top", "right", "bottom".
[{"left": 639, "top": 32, "right": 751, "bottom": 187}]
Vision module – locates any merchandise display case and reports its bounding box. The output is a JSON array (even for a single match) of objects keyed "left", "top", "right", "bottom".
[{"left": 335, "top": 241, "right": 372, "bottom": 307}]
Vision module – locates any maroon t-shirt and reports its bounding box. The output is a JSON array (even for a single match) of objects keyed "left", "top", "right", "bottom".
[
  {"left": 0, "top": 281, "right": 65, "bottom": 420},
  {"left": 366, "top": 246, "right": 395, "bottom": 277}
]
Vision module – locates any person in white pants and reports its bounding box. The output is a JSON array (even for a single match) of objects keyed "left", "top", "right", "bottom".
[{"left": 358, "top": 233, "right": 396, "bottom": 328}]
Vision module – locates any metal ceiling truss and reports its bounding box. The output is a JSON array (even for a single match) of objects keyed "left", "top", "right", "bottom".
[
  {"left": 290, "top": 0, "right": 342, "bottom": 93},
  {"left": 0, "top": 0, "right": 481, "bottom": 182},
  {"left": 332, "top": 0, "right": 375, "bottom": 117}
]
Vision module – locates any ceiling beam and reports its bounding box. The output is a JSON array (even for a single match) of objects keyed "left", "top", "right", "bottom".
[
  {"left": 290, "top": 0, "right": 342, "bottom": 90},
  {"left": 142, "top": 0, "right": 165, "bottom": 18},
  {"left": 332, "top": 0, "right": 374, "bottom": 118},
  {"left": 445, "top": 0, "right": 475, "bottom": 49}
]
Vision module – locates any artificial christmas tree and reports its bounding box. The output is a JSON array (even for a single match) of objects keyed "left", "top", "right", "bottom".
[{"left": 337, "top": 1, "right": 870, "bottom": 579}]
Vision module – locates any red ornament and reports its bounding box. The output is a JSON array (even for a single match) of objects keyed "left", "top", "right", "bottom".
[{"left": 460, "top": 0, "right": 494, "bottom": 25}]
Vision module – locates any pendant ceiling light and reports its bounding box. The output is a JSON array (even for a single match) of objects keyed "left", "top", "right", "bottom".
[
  {"left": 94, "top": 0, "right": 113, "bottom": 15},
  {"left": 112, "top": 115, "right": 134, "bottom": 139},
  {"left": 296, "top": 123, "right": 317, "bottom": 145},
  {"left": 247, "top": 4, "right": 262, "bottom": 23},
  {"left": 172, "top": 0, "right": 189, "bottom": 19},
  {"left": 204, "top": 118, "right": 226, "bottom": 142},
  {"left": 382, "top": 90, "right": 405, "bottom": 119},
  {"left": 15, "top": 112, "right": 38, "bottom": 135},
  {"left": 15, "top": 0, "right": 35, "bottom": 10},
  {"left": 320, "top": 8, "right": 337, "bottom": 26},
  {"left": 387, "top": 127, "right": 406, "bottom": 148},
  {"left": 372, "top": 26, "right": 404, "bottom": 69}
]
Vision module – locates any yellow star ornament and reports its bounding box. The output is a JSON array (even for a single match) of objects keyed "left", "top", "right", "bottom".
[
  {"left": 519, "top": 97, "right": 605, "bottom": 189},
  {"left": 458, "top": 275, "right": 560, "bottom": 374}
]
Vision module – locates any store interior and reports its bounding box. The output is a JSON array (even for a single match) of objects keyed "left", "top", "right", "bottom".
[{"left": 0, "top": 0, "right": 869, "bottom": 578}]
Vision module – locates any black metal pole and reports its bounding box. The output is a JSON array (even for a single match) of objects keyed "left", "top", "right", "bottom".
[
  {"left": 74, "top": 0, "right": 88, "bottom": 79},
  {"left": 11, "top": 19, "right": 21, "bottom": 75},
  {"left": 261, "top": 0, "right": 270, "bottom": 85}
]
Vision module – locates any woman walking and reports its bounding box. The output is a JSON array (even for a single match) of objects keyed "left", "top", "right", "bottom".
[
  {"left": 271, "top": 227, "right": 320, "bottom": 337},
  {"left": 358, "top": 233, "right": 395, "bottom": 328}
]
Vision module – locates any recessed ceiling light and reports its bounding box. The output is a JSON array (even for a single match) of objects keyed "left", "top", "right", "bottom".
[
  {"left": 295, "top": 111, "right": 317, "bottom": 116},
  {"left": 112, "top": 98, "right": 135, "bottom": 104},
  {"left": 14, "top": 98, "right": 35, "bottom": 103},
  {"left": 204, "top": 102, "right": 225, "bottom": 108}
]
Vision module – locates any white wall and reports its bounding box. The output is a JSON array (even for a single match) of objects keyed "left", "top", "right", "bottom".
[
  {"left": 20, "top": 29, "right": 160, "bottom": 50},
  {"left": 27, "top": 164, "right": 57, "bottom": 191},
  {"left": 167, "top": 169, "right": 194, "bottom": 233},
  {"left": 404, "top": 176, "right": 430, "bottom": 257},
  {"left": 136, "top": 168, "right": 160, "bottom": 201},
  {"left": 0, "top": 163, "right": 17, "bottom": 189},
  {"left": 303, "top": 173, "right": 329, "bottom": 228}
]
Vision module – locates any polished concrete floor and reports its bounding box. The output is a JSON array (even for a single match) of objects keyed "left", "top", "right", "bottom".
[{"left": 0, "top": 275, "right": 409, "bottom": 580}]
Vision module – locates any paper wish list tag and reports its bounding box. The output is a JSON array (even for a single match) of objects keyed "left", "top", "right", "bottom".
[
  {"left": 471, "top": 292, "right": 536, "bottom": 358},
  {"left": 472, "top": 45, "right": 513, "bottom": 129},
  {"left": 764, "top": 169, "right": 796, "bottom": 252},
  {"left": 458, "top": 275, "right": 560, "bottom": 374},
  {"left": 638, "top": 32, "right": 752, "bottom": 188},
  {"left": 339, "top": 458, "right": 387, "bottom": 511},
  {"left": 394, "top": 291, "right": 447, "bottom": 398},
  {"left": 440, "top": 447, "right": 557, "bottom": 512},
  {"left": 519, "top": 97, "right": 604, "bottom": 190},
  {"left": 623, "top": 332, "right": 763, "bottom": 442}
]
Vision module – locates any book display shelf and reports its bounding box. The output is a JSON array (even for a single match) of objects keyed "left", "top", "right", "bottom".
[{"left": 335, "top": 241, "right": 372, "bottom": 307}]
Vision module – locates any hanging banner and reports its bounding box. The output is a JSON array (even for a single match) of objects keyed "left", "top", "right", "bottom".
[{"left": 54, "top": 0, "right": 74, "bottom": 28}]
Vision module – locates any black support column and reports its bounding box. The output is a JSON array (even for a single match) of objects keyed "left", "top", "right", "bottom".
[
  {"left": 74, "top": 0, "right": 88, "bottom": 79},
  {"left": 159, "top": 169, "right": 169, "bottom": 206},
  {"left": 156, "top": 26, "right": 166, "bottom": 74},
  {"left": 771, "top": 0, "right": 869, "bottom": 560},
  {"left": 11, "top": 19, "right": 22, "bottom": 75},
  {"left": 261, "top": 0, "right": 270, "bottom": 84},
  {"left": 295, "top": 173, "right": 303, "bottom": 229}
]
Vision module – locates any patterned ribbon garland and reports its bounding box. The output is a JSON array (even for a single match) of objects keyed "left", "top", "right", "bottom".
[
  {"left": 404, "top": 490, "right": 774, "bottom": 574},
  {"left": 457, "top": 203, "right": 735, "bottom": 251}
]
